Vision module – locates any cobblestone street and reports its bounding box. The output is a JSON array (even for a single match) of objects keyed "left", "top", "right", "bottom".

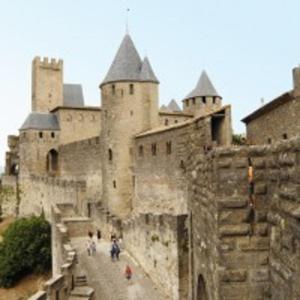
[{"left": 71, "top": 238, "right": 165, "bottom": 300}]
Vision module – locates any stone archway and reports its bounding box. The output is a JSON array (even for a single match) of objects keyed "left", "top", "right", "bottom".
[
  {"left": 47, "top": 149, "right": 59, "bottom": 175},
  {"left": 197, "top": 274, "right": 208, "bottom": 300}
]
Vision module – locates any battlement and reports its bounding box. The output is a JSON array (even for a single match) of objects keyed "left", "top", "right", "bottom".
[{"left": 33, "top": 56, "right": 63, "bottom": 70}]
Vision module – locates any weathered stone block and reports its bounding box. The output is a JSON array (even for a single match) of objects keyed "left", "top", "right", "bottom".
[
  {"left": 250, "top": 268, "right": 269, "bottom": 282},
  {"left": 220, "top": 269, "right": 247, "bottom": 282},
  {"left": 218, "top": 197, "right": 248, "bottom": 209},
  {"left": 219, "top": 209, "right": 249, "bottom": 224},
  {"left": 255, "top": 183, "right": 267, "bottom": 195},
  {"left": 252, "top": 158, "right": 266, "bottom": 169},
  {"left": 219, "top": 224, "right": 250, "bottom": 237},
  {"left": 238, "top": 236, "right": 269, "bottom": 251}
]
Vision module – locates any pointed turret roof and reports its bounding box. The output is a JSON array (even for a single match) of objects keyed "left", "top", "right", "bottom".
[
  {"left": 140, "top": 57, "right": 159, "bottom": 82},
  {"left": 101, "top": 34, "right": 159, "bottom": 86},
  {"left": 167, "top": 99, "right": 181, "bottom": 112},
  {"left": 160, "top": 104, "right": 168, "bottom": 111},
  {"left": 184, "top": 71, "right": 220, "bottom": 100}
]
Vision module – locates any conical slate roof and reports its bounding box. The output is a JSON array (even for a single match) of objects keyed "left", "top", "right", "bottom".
[
  {"left": 167, "top": 99, "right": 181, "bottom": 112},
  {"left": 101, "top": 34, "right": 159, "bottom": 86},
  {"left": 140, "top": 57, "right": 159, "bottom": 82},
  {"left": 184, "top": 71, "right": 220, "bottom": 100},
  {"left": 160, "top": 104, "right": 168, "bottom": 111}
]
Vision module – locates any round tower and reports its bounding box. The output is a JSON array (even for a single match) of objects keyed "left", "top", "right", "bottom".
[
  {"left": 100, "top": 34, "right": 159, "bottom": 218},
  {"left": 182, "top": 71, "right": 222, "bottom": 116}
]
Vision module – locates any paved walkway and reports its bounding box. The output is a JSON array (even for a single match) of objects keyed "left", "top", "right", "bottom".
[{"left": 71, "top": 237, "right": 164, "bottom": 300}]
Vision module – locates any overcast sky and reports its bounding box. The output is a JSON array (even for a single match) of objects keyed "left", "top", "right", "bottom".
[{"left": 0, "top": 0, "right": 300, "bottom": 165}]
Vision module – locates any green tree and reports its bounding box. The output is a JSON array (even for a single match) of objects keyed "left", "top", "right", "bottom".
[
  {"left": 0, "top": 216, "right": 51, "bottom": 287},
  {"left": 232, "top": 133, "right": 246, "bottom": 145}
]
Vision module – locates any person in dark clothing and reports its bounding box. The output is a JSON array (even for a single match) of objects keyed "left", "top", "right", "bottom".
[
  {"left": 110, "top": 239, "right": 120, "bottom": 261},
  {"left": 97, "top": 229, "right": 101, "bottom": 241}
]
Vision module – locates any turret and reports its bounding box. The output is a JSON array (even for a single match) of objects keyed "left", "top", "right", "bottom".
[
  {"left": 32, "top": 56, "right": 64, "bottom": 113},
  {"left": 19, "top": 112, "right": 60, "bottom": 176},
  {"left": 100, "top": 34, "right": 159, "bottom": 218},
  {"left": 183, "top": 71, "right": 222, "bottom": 116}
]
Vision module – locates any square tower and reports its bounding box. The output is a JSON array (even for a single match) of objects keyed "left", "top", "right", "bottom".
[{"left": 31, "top": 56, "right": 63, "bottom": 112}]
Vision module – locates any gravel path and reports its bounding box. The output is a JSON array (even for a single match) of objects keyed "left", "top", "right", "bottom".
[{"left": 71, "top": 237, "right": 164, "bottom": 300}]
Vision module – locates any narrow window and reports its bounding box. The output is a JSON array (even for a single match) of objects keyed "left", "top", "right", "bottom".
[
  {"left": 166, "top": 141, "right": 172, "bottom": 155},
  {"left": 165, "top": 119, "right": 169, "bottom": 126},
  {"left": 139, "top": 145, "right": 144, "bottom": 157},
  {"left": 151, "top": 143, "right": 157, "bottom": 156},
  {"left": 192, "top": 98, "right": 196, "bottom": 105},
  {"left": 175, "top": 120, "right": 178, "bottom": 124},
  {"left": 267, "top": 138, "right": 272, "bottom": 144},
  {"left": 130, "top": 110, "right": 133, "bottom": 116},
  {"left": 283, "top": 133, "right": 288, "bottom": 140},
  {"left": 213, "top": 97, "right": 217, "bottom": 104},
  {"left": 113, "top": 180, "right": 117, "bottom": 188},
  {"left": 108, "top": 149, "right": 113, "bottom": 161},
  {"left": 23, "top": 132, "right": 26, "bottom": 138},
  {"left": 39, "top": 132, "right": 43, "bottom": 138},
  {"left": 112, "top": 84, "right": 116, "bottom": 95},
  {"left": 51, "top": 132, "right": 55, "bottom": 138},
  {"left": 129, "top": 84, "right": 134, "bottom": 95},
  {"left": 202, "top": 97, "right": 206, "bottom": 104},
  {"left": 186, "top": 99, "right": 189, "bottom": 107}
]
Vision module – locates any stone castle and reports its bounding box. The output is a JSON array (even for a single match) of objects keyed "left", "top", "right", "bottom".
[{"left": 2, "top": 33, "right": 300, "bottom": 300}]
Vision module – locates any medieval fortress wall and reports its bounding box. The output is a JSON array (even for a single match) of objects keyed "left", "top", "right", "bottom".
[
  {"left": 188, "top": 139, "right": 300, "bottom": 299},
  {"left": 2, "top": 34, "right": 300, "bottom": 299}
]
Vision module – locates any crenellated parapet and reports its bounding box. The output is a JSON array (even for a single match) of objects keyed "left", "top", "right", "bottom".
[{"left": 33, "top": 56, "right": 63, "bottom": 71}]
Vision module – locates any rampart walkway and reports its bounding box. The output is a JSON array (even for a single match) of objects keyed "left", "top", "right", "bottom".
[{"left": 71, "top": 237, "right": 164, "bottom": 300}]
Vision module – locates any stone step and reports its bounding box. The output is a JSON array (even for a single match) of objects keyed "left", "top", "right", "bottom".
[
  {"left": 70, "top": 286, "right": 94, "bottom": 298},
  {"left": 75, "top": 275, "right": 88, "bottom": 286}
]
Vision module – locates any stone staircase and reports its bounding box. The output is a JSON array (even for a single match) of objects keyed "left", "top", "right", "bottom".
[
  {"left": 75, "top": 275, "right": 88, "bottom": 286},
  {"left": 68, "top": 274, "right": 95, "bottom": 300}
]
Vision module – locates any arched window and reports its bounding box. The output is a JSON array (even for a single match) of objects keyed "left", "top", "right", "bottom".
[
  {"left": 197, "top": 275, "right": 208, "bottom": 300},
  {"left": 165, "top": 119, "right": 169, "bottom": 126},
  {"left": 46, "top": 149, "right": 59, "bottom": 175},
  {"left": 108, "top": 149, "right": 113, "bottom": 161}
]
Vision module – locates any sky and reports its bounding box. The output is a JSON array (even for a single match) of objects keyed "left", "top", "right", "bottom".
[{"left": 0, "top": 0, "right": 300, "bottom": 165}]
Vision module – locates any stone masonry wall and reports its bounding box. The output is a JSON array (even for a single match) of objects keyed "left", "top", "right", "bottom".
[
  {"left": 134, "top": 114, "right": 213, "bottom": 215},
  {"left": 19, "top": 175, "right": 86, "bottom": 219},
  {"left": 0, "top": 175, "right": 17, "bottom": 217},
  {"left": 55, "top": 108, "right": 101, "bottom": 145},
  {"left": 59, "top": 136, "right": 102, "bottom": 205},
  {"left": 188, "top": 137, "right": 300, "bottom": 300},
  {"left": 246, "top": 95, "right": 300, "bottom": 145},
  {"left": 123, "top": 213, "right": 189, "bottom": 300}
]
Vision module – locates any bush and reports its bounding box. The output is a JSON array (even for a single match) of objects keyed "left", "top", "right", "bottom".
[{"left": 0, "top": 216, "right": 51, "bottom": 287}]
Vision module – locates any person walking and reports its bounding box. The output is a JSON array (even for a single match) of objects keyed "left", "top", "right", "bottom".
[
  {"left": 86, "top": 239, "right": 91, "bottom": 256},
  {"left": 125, "top": 265, "right": 132, "bottom": 281},
  {"left": 91, "top": 240, "right": 96, "bottom": 256},
  {"left": 97, "top": 229, "right": 101, "bottom": 242},
  {"left": 110, "top": 239, "right": 120, "bottom": 261}
]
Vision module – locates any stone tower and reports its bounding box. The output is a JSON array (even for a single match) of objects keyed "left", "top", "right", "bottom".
[
  {"left": 32, "top": 57, "right": 63, "bottom": 113},
  {"left": 19, "top": 113, "right": 60, "bottom": 176},
  {"left": 182, "top": 71, "right": 222, "bottom": 116},
  {"left": 100, "top": 34, "right": 159, "bottom": 218}
]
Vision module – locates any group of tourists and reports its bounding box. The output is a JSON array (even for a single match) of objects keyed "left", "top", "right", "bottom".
[
  {"left": 86, "top": 229, "right": 101, "bottom": 256},
  {"left": 85, "top": 229, "right": 133, "bottom": 281}
]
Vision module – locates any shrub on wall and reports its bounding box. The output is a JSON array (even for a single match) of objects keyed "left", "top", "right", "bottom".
[{"left": 0, "top": 216, "right": 51, "bottom": 287}]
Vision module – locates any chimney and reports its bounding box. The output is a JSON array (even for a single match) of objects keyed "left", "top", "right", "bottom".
[{"left": 293, "top": 66, "right": 300, "bottom": 97}]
